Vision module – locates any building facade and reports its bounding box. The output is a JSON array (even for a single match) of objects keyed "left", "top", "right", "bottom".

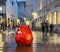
[
  {"left": 26, "top": 0, "right": 35, "bottom": 20},
  {"left": 6, "top": 0, "right": 18, "bottom": 26},
  {"left": 17, "top": 1, "right": 26, "bottom": 25},
  {"left": 17, "top": 1, "right": 26, "bottom": 19},
  {"left": 26, "top": 0, "right": 35, "bottom": 26},
  {"left": 0, "top": 0, "right": 6, "bottom": 23},
  {"left": 33, "top": 0, "right": 60, "bottom": 29},
  {"left": 6, "top": 0, "right": 18, "bottom": 21}
]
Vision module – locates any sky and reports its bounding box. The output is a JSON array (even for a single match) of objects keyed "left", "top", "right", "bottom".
[{"left": 17, "top": 0, "right": 25, "bottom": 2}]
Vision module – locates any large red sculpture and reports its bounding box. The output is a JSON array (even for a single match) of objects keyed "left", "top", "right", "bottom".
[{"left": 15, "top": 25, "right": 33, "bottom": 46}]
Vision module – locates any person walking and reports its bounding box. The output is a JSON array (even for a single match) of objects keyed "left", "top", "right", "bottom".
[
  {"left": 50, "top": 24, "right": 54, "bottom": 33},
  {"left": 41, "top": 23, "right": 45, "bottom": 33}
]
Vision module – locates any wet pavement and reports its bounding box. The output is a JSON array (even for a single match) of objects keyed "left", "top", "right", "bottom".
[{"left": 0, "top": 29, "right": 60, "bottom": 52}]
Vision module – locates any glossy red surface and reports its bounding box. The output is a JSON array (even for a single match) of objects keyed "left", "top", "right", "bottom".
[{"left": 15, "top": 25, "right": 33, "bottom": 46}]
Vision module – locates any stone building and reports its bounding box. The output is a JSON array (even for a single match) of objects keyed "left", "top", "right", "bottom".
[
  {"left": 0, "top": 0, "right": 6, "bottom": 23},
  {"left": 33, "top": 0, "right": 60, "bottom": 30},
  {"left": 26, "top": 0, "right": 35, "bottom": 25},
  {"left": 6, "top": 0, "right": 18, "bottom": 26},
  {"left": 17, "top": 1, "right": 26, "bottom": 18}
]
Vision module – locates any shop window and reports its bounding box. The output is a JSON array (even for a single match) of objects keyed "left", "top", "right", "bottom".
[
  {"left": 46, "top": 13, "right": 53, "bottom": 24},
  {"left": 46, "top": 15, "right": 49, "bottom": 21},
  {"left": 53, "top": 12, "right": 56, "bottom": 24},
  {"left": 58, "top": 10, "right": 60, "bottom": 24},
  {"left": 49, "top": 13, "right": 52, "bottom": 24}
]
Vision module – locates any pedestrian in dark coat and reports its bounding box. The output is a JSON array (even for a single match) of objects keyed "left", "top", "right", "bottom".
[
  {"left": 41, "top": 23, "right": 45, "bottom": 33},
  {"left": 50, "top": 24, "right": 54, "bottom": 33}
]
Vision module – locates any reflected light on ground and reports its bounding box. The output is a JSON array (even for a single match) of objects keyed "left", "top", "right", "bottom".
[
  {"left": 32, "top": 31, "right": 37, "bottom": 43},
  {"left": 0, "top": 50, "right": 3, "bottom": 52},
  {"left": 32, "top": 31, "right": 60, "bottom": 45},
  {"left": 48, "top": 34, "right": 60, "bottom": 44},
  {"left": 0, "top": 33, "right": 4, "bottom": 48},
  {"left": 32, "top": 31, "right": 42, "bottom": 44}
]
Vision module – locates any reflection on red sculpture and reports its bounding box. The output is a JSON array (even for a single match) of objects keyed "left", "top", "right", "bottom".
[
  {"left": 15, "top": 25, "right": 33, "bottom": 46},
  {"left": 15, "top": 46, "right": 33, "bottom": 52}
]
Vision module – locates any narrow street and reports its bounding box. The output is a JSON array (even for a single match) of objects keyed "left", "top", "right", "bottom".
[
  {"left": 0, "top": 28, "right": 60, "bottom": 52},
  {"left": 0, "top": 0, "right": 60, "bottom": 52}
]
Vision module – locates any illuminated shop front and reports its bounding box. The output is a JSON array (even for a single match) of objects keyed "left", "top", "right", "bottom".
[
  {"left": 0, "top": 6, "right": 2, "bottom": 17},
  {"left": 49, "top": 13, "right": 53, "bottom": 24},
  {"left": 46, "top": 14, "right": 49, "bottom": 23},
  {"left": 36, "top": 18, "right": 41, "bottom": 27},
  {"left": 0, "top": 6, "right": 3, "bottom": 23},
  {"left": 58, "top": 10, "right": 60, "bottom": 24},
  {"left": 53, "top": 11, "right": 56, "bottom": 25},
  {"left": 46, "top": 12, "right": 56, "bottom": 25}
]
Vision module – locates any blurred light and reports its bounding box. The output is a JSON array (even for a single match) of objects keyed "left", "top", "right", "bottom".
[
  {"left": 32, "top": 12, "right": 38, "bottom": 19},
  {"left": 0, "top": 6, "right": 2, "bottom": 11},
  {"left": 53, "top": 11, "right": 56, "bottom": 24},
  {"left": 16, "top": 19, "right": 20, "bottom": 24},
  {"left": 0, "top": 50, "right": 3, "bottom": 52},
  {"left": 17, "top": 19, "right": 20, "bottom": 22},
  {"left": 24, "top": 18, "right": 26, "bottom": 20},
  {"left": 26, "top": 34, "right": 31, "bottom": 40},
  {"left": 25, "top": 20, "right": 30, "bottom": 25},
  {"left": 0, "top": 34, "right": 3, "bottom": 42},
  {"left": 0, "top": 33, "right": 4, "bottom": 48}
]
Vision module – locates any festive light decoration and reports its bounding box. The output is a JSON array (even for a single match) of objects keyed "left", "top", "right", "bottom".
[{"left": 15, "top": 25, "right": 33, "bottom": 46}]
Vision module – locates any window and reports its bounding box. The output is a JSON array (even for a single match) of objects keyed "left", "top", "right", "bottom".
[
  {"left": 12, "top": 1, "right": 13, "bottom": 6},
  {"left": 46, "top": 15, "right": 49, "bottom": 21},
  {"left": 30, "top": 0, "right": 34, "bottom": 5},
  {"left": 46, "top": 0, "right": 48, "bottom": 6},
  {"left": 46, "top": 13, "right": 53, "bottom": 24},
  {"left": 40, "top": 0, "right": 42, "bottom": 10},
  {"left": 10, "top": 0, "right": 15, "bottom": 6},
  {"left": 31, "top": 9, "right": 34, "bottom": 14}
]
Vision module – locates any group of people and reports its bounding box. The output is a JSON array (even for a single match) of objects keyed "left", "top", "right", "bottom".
[{"left": 41, "top": 21, "right": 54, "bottom": 33}]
